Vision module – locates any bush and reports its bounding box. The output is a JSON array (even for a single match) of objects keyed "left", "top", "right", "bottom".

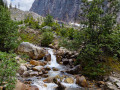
[
  {"left": 43, "top": 14, "right": 54, "bottom": 26},
  {"left": 24, "top": 14, "right": 40, "bottom": 29},
  {"left": 41, "top": 32, "right": 54, "bottom": 46},
  {"left": 0, "top": 52, "right": 18, "bottom": 90}
]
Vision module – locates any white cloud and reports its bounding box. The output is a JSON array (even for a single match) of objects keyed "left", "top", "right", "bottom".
[{"left": 6, "top": 0, "right": 35, "bottom": 11}]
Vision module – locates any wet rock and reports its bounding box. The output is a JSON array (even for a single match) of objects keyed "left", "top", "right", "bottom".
[
  {"left": 30, "top": 60, "right": 46, "bottom": 66},
  {"left": 32, "top": 66, "right": 43, "bottom": 71},
  {"left": 43, "top": 77, "right": 54, "bottom": 83},
  {"left": 38, "top": 71, "right": 43, "bottom": 75},
  {"left": 30, "top": 60, "right": 40, "bottom": 66},
  {"left": 116, "top": 82, "right": 120, "bottom": 89},
  {"left": 24, "top": 81, "right": 32, "bottom": 84},
  {"left": 29, "top": 71, "right": 39, "bottom": 77},
  {"left": 66, "top": 65, "right": 81, "bottom": 74},
  {"left": 56, "top": 55, "right": 62, "bottom": 64},
  {"left": 54, "top": 81, "right": 65, "bottom": 90},
  {"left": 18, "top": 65, "right": 27, "bottom": 75},
  {"left": 76, "top": 76, "right": 88, "bottom": 87},
  {"left": 25, "top": 64, "right": 32, "bottom": 68},
  {"left": 42, "top": 74, "right": 49, "bottom": 78},
  {"left": 42, "top": 69, "right": 48, "bottom": 74},
  {"left": 108, "top": 76, "right": 120, "bottom": 89},
  {"left": 105, "top": 82, "right": 119, "bottom": 90},
  {"left": 17, "top": 42, "right": 48, "bottom": 60},
  {"left": 62, "top": 59, "right": 69, "bottom": 65},
  {"left": 44, "top": 84, "right": 47, "bottom": 87},
  {"left": 97, "top": 81, "right": 105, "bottom": 88},
  {"left": 52, "top": 67, "right": 59, "bottom": 71},
  {"left": 109, "top": 76, "right": 120, "bottom": 83},
  {"left": 23, "top": 70, "right": 32, "bottom": 77},
  {"left": 64, "top": 77, "right": 74, "bottom": 84},
  {"left": 55, "top": 75, "right": 64, "bottom": 82},
  {"left": 44, "top": 54, "right": 51, "bottom": 61},
  {"left": 14, "top": 80, "right": 39, "bottom": 90},
  {"left": 45, "top": 66, "right": 51, "bottom": 71},
  {"left": 65, "top": 88, "right": 81, "bottom": 90}
]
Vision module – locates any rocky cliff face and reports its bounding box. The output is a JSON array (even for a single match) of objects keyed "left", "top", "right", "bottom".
[
  {"left": 30, "top": 0, "right": 120, "bottom": 23},
  {"left": 30, "top": 0, "right": 81, "bottom": 22}
]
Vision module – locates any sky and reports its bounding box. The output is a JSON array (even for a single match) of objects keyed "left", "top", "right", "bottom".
[{"left": 6, "top": 0, "right": 35, "bottom": 11}]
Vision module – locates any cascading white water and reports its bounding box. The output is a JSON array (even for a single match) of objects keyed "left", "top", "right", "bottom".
[
  {"left": 47, "top": 49, "right": 60, "bottom": 68},
  {"left": 33, "top": 48, "right": 81, "bottom": 90}
]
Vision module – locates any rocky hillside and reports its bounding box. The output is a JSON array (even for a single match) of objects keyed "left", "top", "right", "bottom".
[
  {"left": 30, "top": 0, "right": 81, "bottom": 22},
  {"left": 10, "top": 8, "right": 43, "bottom": 22},
  {"left": 30, "top": 0, "right": 120, "bottom": 23}
]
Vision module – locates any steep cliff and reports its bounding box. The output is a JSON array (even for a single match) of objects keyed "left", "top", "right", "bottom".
[
  {"left": 30, "top": 0, "right": 120, "bottom": 23},
  {"left": 30, "top": 0, "right": 81, "bottom": 22}
]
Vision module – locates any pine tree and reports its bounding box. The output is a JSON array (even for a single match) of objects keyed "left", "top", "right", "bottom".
[
  {"left": 0, "top": 0, "right": 18, "bottom": 52},
  {"left": 77, "top": 0, "right": 120, "bottom": 78}
]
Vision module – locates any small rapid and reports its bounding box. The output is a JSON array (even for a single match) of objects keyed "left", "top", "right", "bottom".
[
  {"left": 47, "top": 49, "right": 60, "bottom": 68},
  {"left": 33, "top": 48, "right": 81, "bottom": 90}
]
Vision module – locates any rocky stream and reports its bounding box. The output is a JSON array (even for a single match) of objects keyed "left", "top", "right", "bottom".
[{"left": 15, "top": 42, "right": 120, "bottom": 90}]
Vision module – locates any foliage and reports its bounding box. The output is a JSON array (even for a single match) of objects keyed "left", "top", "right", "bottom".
[
  {"left": 18, "top": 27, "right": 41, "bottom": 45},
  {"left": 0, "top": 5, "right": 18, "bottom": 52},
  {"left": 0, "top": 52, "right": 18, "bottom": 90},
  {"left": 42, "top": 14, "right": 54, "bottom": 26},
  {"left": 24, "top": 14, "right": 40, "bottom": 29},
  {"left": 41, "top": 32, "right": 54, "bottom": 47},
  {"left": 79, "top": 0, "right": 120, "bottom": 78},
  {"left": 60, "top": 0, "right": 120, "bottom": 78}
]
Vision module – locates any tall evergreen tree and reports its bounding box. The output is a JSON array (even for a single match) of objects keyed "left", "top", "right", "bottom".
[
  {"left": 0, "top": 0, "right": 18, "bottom": 52},
  {"left": 77, "top": 0, "right": 120, "bottom": 78}
]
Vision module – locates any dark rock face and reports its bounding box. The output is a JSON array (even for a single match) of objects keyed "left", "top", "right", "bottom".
[
  {"left": 30, "top": 0, "right": 81, "bottom": 22},
  {"left": 30, "top": 0, "right": 120, "bottom": 23}
]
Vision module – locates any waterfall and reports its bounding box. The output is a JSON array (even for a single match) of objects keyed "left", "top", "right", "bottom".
[{"left": 47, "top": 49, "right": 60, "bottom": 68}]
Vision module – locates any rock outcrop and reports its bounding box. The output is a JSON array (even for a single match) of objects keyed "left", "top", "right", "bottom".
[
  {"left": 17, "top": 42, "right": 48, "bottom": 60},
  {"left": 30, "top": 0, "right": 81, "bottom": 22},
  {"left": 30, "top": 0, "right": 120, "bottom": 23}
]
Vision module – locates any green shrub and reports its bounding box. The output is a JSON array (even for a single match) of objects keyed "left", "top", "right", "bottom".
[
  {"left": 0, "top": 52, "right": 19, "bottom": 90},
  {"left": 43, "top": 14, "right": 54, "bottom": 26},
  {"left": 41, "top": 32, "right": 54, "bottom": 47},
  {"left": 24, "top": 14, "right": 40, "bottom": 29}
]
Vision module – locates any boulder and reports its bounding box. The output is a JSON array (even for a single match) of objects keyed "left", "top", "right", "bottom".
[
  {"left": 97, "top": 81, "right": 105, "bottom": 87},
  {"left": 44, "top": 54, "right": 51, "bottom": 61},
  {"left": 54, "top": 81, "right": 65, "bottom": 90},
  {"left": 32, "top": 66, "right": 43, "bottom": 71},
  {"left": 45, "top": 66, "right": 51, "bottom": 71},
  {"left": 66, "top": 65, "right": 81, "bottom": 74},
  {"left": 52, "top": 67, "right": 59, "bottom": 71},
  {"left": 56, "top": 55, "right": 62, "bottom": 64},
  {"left": 23, "top": 70, "right": 32, "bottom": 77},
  {"left": 64, "top": 77, "right": 74, "bottom": 84},
  {"left": 105, "top": 82, "right": 119, "bottom": 90},
  {"left": 76, "top": 76, "right": 88, "bottom": 87},
  {"left": 43, "top": 77, "right": 54, "bottom": 83},
  {"left": 17, "top": 42, "right": 48, "bottom": 60},
  {"left": 38, "top": 71, "right": 43, "bottom": 75},
  {"left": 14, "top": 80, "right": 39, "bottom": 90},
  {"left": 30, "top": 60, "right": 46, "bottom": 66},
  {"left": 42, "top": 26, "right": 52, "bottom": 31},
  {"left": 29, "top": 71, "right": 39, "bottom": 77},
  {"left": 42, "top": 74, "right": 49, "bottom": 78},
  {"left": 62, "top": 59, "right": 69, "bottom": 65},
  {"left": 18, "top": 65, "right": 27, "bottom": 75}
]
